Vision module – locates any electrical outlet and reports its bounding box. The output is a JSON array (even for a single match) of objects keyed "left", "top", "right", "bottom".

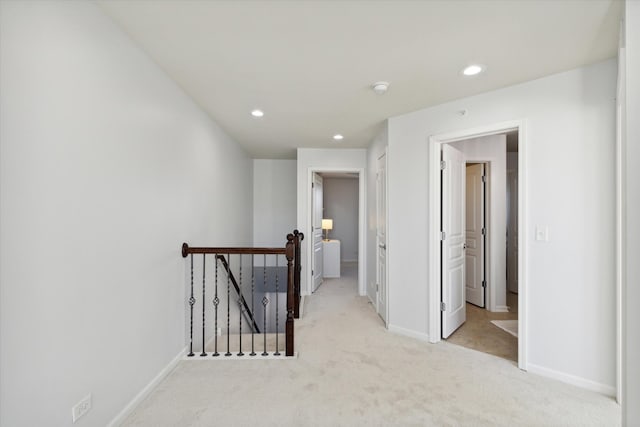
[{"left": 72, "top": 394, "right": 91, "bottom": 423}]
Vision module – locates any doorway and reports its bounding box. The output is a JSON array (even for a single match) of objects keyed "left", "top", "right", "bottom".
[
  {"left": 428, "top": 121, "right": 527, "bottom": 370},
  {"left": 307, "top": 169, "right": 365, "bottom": 297}
]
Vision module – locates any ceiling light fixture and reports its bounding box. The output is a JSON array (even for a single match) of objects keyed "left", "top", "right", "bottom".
[
  {"left": 462, "top": 65, "right": 484, "bottom": 76},
  {"left": 371, "top": 81, "right": 389, "bottom": 95},
  {"left": 333, "top": 134, "right": 344, "bottom": 141},
  {"left": 251, "top": 109, "right": 264, "bottom": 117}
]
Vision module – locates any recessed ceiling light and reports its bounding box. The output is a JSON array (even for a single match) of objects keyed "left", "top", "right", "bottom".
[
  {"left": 462, "top": 65, "right": 484, "bottom": 76},
  {"left": 251, "top": 109, "right": 264, "bottom": 117},
  {"left": 333, "top": 134, "right": 344, "bottom": 141}
]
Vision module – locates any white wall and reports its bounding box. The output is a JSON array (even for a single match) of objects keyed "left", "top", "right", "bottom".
[
  {"left": 388, "top": 59, "right": 617, "bottom": 392},
  {"left": 297, "top": 148, "right": 366, "bottom": 295},
  {"left": 450, "top": 134, "right": 507, "bottom": 312},
  {"left": 366, "top": 125, "right": 388, "bottom": 304},
  {"left": 0, "top": 2, "right": 253, "bottom": 426},
  {"left": 253, "top": 159, "right": 296, "bottom": 246},
  {"left": 623, "top": 0, "right": 640, "bottom": 424},
  {"left": 323, "top": 178, "right": 359, "bottom": 262}
]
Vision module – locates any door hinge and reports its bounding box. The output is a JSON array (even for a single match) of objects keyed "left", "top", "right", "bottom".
[
  {"left": 440, "top": 160, "right": 446, "bottom": 170},
  {"left": 482, "top": 175, "right": 487, "bottom": 183},
  {"left": 440, "top": 302, "right": 446, "bottom": 311},
  {"left": 312, "top": 182, "right": 314, "bottom": 188},
  {"left": 440, "top": 231, "right": 446, "bottom": 241},
  {"left": 481, "top": 227, "right": 486, "bottom": 236},
  {"left": 312, "top": 269, "right": 314, "bottom": 275},
  {"left": 482, "top": 280, "right": 487, "bottom": 288},
  {"left": 376, "top": 283, "right": 379, "bottom": 292}
]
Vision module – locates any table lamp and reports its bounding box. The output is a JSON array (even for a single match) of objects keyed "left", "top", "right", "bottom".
[{"left": 321, "top": 219, "right": 333, "bottom": 241}]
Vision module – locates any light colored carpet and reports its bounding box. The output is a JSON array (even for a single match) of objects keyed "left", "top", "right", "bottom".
[
  {"left": 122, "top": 264, "right": 619, "bottom": 426},
  {"left": 491, "top": 320, "right": 518, "bottom": 338}
]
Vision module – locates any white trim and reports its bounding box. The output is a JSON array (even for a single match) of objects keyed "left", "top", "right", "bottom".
[
  {"left": 304, "top": 167, "right": 366, "bottom": 297},
  {"left": 527, "top": 363, "right": 616, "bottom": 397},
  {"left": 427, "top": 120, "right": 528, "bottom": 371},
  {"left": 107, "top": 346, "right": 186, "bottom": 427},
  {"left": 493, "top": 305, "right": 510, "bottom": 313},
  {"left": 615, "top": 31, "right": 626, "bottom": 405},
  {"left": 376, "top": 147, "right": 390, "bottom": 327},
  {"left": 183, "top": 353, "right": 298, "bottom": 360},
  {"left": 298, "top": 295, "right": 306, "bottom": 318},
  {"left": 388, "top": 324, "right": 430, "bottom": 342}
]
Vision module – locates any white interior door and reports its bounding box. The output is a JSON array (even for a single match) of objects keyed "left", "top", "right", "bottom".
[
  {"left": 442, "top": 144, "right": 466, "bottom": 338},
  {"left": 507, "top": 169, "right": 518, "bottom": 294},
  {"left": 465, "top": 163, "right": 485, "bottom": 307},
  {"left": 376, "top": 153, "right": 387, "bottom": 323},
  {"left": 312, "top": 173, "right": 324, "bottom": 292}
]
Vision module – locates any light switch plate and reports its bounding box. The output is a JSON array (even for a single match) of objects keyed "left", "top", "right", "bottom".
[{"left": 535, "top": 225, "right": 548, "bottom": 241}]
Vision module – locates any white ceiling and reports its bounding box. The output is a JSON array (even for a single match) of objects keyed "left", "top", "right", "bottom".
[{"left": 97, "top": 0, "right": 621, "bottom": 159}]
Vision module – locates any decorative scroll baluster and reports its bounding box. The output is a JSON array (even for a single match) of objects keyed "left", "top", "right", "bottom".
[
  {"left": 274, "top": 255, "right": 280, "bottom": 356},
  {"left": 237, "top": 256, "right": 244, "bottom": 356},
  {"left": 250, "top": 254, "right": 256, "bottom": 356},
  {"left": 213, "top": 254, "right": 219, "bottom": 357},
  {"left": 188, "top": 254, "right": 195, "bottom": 357},
  {"left": 200, "top": 254, "right": 207, "bottom": 356},
  {"left": 262, "top": 254, "right": 268, "bottom": 356},
  {"left": 226, "top": 253, "right": 231, "bottom": 356}
]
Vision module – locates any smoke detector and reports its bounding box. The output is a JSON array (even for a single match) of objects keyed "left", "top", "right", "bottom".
[{"left": 372, "top": 81, "right": 389, "bottom": 95}]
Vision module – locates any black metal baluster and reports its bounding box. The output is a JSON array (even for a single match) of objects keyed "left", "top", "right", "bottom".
[
  {"left": 188, "top": 254, "right": 195, "bottom": 357},
  {"left": 213, "top": 254, "right": 220, "bottom": 357},
  {"left": 250, "top": 254, "right": 256, "bottom": 356},
  {"left": 237, "top": 256, "right": 244, "bottom": 356},
  {"left": 262, "top": 254, "right": 268, "bottom": 356},
  {"left": 226, "top": 253, "right": 232, "bottom": 356},
  {"left": 274, "top": 255, "right": 280, "bottom": 356},
  {"left": 201, "top": 254, "right": 207, "bottom": 356}
]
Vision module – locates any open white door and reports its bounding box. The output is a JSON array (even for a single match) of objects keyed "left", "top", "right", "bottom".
[
  {"left": 376, "top": 153, "right": 387, "bottom": 323},
  {"left": 442, "top": 144, "right": 466, "bottom": 338},
  {"left": 465, "top": 163, "right": 485, "bottom": 307},
  {"left": 312, "top": 173, "right": 324, "bottom": 292}
]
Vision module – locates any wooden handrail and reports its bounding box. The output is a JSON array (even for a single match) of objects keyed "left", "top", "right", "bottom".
[{"left": 182, "top": 244, "right": 286, "bottom": 257}]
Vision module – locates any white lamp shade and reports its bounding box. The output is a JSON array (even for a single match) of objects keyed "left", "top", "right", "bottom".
[{"left": 321, "top": 219, "right": 333, "bottom": 230}]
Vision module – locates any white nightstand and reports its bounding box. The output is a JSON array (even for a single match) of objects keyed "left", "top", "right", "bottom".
[{"left": 322, "top": 239, "right": 341, "bottom": 278}]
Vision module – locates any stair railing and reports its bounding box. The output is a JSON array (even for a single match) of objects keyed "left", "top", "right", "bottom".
[{"left": 181, "top": 233, "right": 296, "bottom": 357}]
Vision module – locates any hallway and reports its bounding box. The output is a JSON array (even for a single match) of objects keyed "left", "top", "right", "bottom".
[{"left": 122, "top": 269, "right": 618, "bottom": 426}]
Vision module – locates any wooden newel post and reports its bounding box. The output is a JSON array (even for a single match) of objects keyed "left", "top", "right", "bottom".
[
  {"left": 285, "top": 233, "right": 295, "bottom": 357},
  {"left": 293, "top": 229, "right": 303, "bottom": 318}
]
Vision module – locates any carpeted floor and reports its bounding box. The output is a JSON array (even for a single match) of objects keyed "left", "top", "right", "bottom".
[{"left": 122, "top": 264, "right": 619, "bottom": 426}]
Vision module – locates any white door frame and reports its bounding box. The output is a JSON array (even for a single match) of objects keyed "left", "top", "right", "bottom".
[
  {"left": 427, "top": 120, "right": 528, "bottom": 370},
  {"left": 305, "top": 167, "right": 366, "bottom": 296},
  {"left": 376, "top": 149, "right": 389, "bottom": 325}
]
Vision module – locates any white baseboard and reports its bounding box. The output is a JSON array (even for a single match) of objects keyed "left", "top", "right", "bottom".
[
  {"left": 298, "top": 295, "right": 305, "bottom": 318},
  {"left": 492, "top": 305, "right": 510, "bottom": 313},
  {"left": 527, "top": 363, "right": 616, "bottom": 397},
  {"left": 107, "top": 346, "right": 186, "bottom": 427},
  {"left": 388, "top": 324, "right": 430, "bottom": 342}
]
